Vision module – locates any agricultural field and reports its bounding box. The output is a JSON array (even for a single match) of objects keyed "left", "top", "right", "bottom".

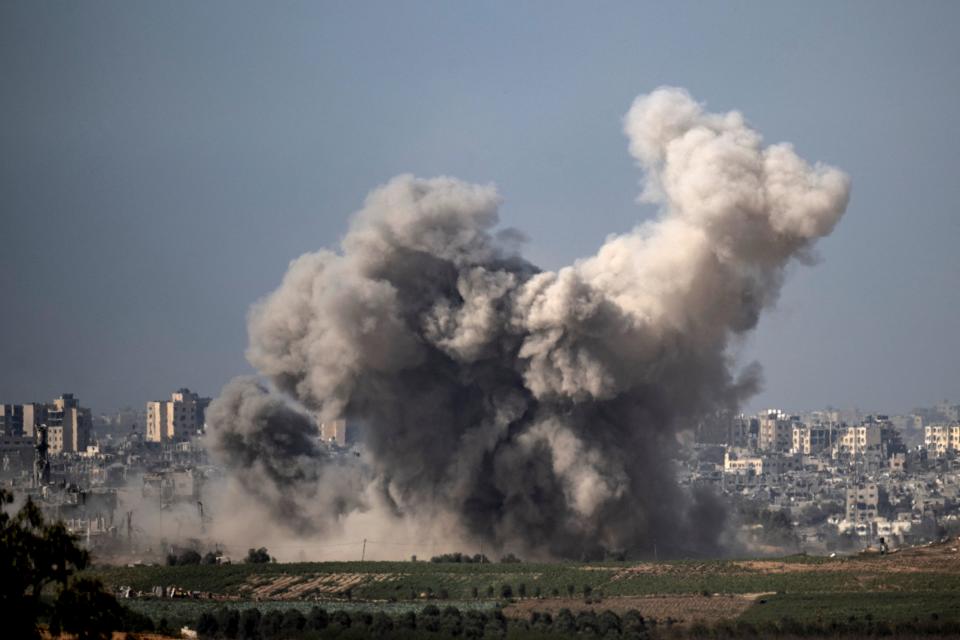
[{"left": 86, "top": 540, "right": 960, "bottom": 631}]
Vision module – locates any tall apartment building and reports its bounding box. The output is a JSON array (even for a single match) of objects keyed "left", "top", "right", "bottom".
[
  {"left": 835, "top": 424, "right": 883, "bottom": 458},
  {"left": 834, "top": 417, "right": 904, "bottom": 461},
  {"left": 758, "top": 410, "right": 796, "bottom": 452},
  {"left": 925, "top": 423, "right": 960, "bottom": 456},
  {"left": 0, "top": 404, "right": 23, "bottom": 435},
  {"left": 791, "top": 423, "right": 834, "bottom": 455},
  {"left": 146, "top": 388, "right": 211, "bottom": 443},
  {"left": 0, "top": 402, "right": 48, "bottom": 437},
  {"left": 846, "top": 481, "right": 879, "bottom": 524},
  {"left": 0, "top": 394, "right": 90, "bottom": 453}
]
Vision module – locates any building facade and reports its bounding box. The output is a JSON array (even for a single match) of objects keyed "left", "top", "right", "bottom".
[
  {"left": 924, "top": 423, "right": 960, "bottom": 456},
  {"left": 846, "top": 481, "right": 879, "bottom": 524},
  {"left": 791, "top": 424, "right": 834, "bottom": 455},
  {"left": 0, "top": 395, "right": 90, "bottom": 453},
  {"left": 758, "top": 410, "right": 796, "bottom": 452},
  {"left": 146, "top": 388, "right": 211, "bottom": 443}
]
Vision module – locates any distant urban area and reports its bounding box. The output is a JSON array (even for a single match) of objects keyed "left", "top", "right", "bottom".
[{"left": 2, "top": 389, "right": 960, "bottom": 562}]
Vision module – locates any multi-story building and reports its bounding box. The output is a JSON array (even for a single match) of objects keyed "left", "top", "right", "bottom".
[
  {"left": 0, "top": 395, "right": 90, "bottom": 453},
  {"left": 0, "top": 404, "right": 24, "bottom": 435},
  {"left": 146, "top": 388, "right": 211, "bottom": 443},
  {"left": 758, "top": 410, "right": 796, "bottom": 452},
  {"left": 724, "top": 448, "right": 765, "bottom": 475},
  {"left": 1, "top": 402, "right": 49, "bottom": 438},
  {"left": 0, "top": 433, "right": 34, "bottom": 477},
  {"left": 925, "top": 423, "right": 960, "bottom": 456},
  {"left": 47, "top": 394, "right": 92, "bottom": 453},
  {"left": 846, "top": 481, "right": 879, "bottom": 524},
  {"left": 792, "top": 423, "right": 834, "bottom": 455},
  {"left": 833, "top": 416, "right": 903, "bottom": 462}
]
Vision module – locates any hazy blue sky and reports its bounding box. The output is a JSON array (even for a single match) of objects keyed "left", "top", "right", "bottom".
[{"left": 1, "top": 1, "right": 958, "bottom": 415}]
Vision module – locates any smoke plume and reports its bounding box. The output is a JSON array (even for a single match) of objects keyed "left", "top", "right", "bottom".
[{"left": 207, "top": 87, "right": 850, "bottom": 558}]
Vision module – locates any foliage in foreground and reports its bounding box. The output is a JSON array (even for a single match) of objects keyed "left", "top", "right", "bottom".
[
  {"left": 191, "top": 603, "right": 960, "bottom": 639},
  {"left": 194, "top": 604, "right": 652, "bottom": 639},
  {"left": 0, "top": 489, "right": 153, "bottom": 639}
]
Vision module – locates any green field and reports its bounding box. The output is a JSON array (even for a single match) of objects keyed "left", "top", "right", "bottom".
[
  {"left": 739, "top": 592, "right": 960, "bottom": 626},
  {"left": 87, "top": 558, "right": 960, "bottom": 600},
  {"left": 84, "top": 544, "right": 960, "bottom": 634}
]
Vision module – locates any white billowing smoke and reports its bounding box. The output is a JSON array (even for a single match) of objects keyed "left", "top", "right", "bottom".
[{"left": 206, "top": 87, "right": 849, "bottom": 559}]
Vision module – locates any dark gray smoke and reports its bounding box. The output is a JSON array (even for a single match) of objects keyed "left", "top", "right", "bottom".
[
  {"left": 205, "top": 378, "right": 365, "bottom": 533},
  {"left": 206, "top": 87, "right": 850, "bottom": 558}
]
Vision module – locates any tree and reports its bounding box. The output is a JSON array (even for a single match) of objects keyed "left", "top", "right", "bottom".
[
  {"left": 178, "top": 549, "right": 202, "bottom": 565},
  {"left": 239, "top": 607, "right": 262, "bottom": 640},
  {"left": 196, "top": 611, "right": 219, "bottom": 638},
  {"left": 259, "top": 609, "right": 283, "bottom": 639},
  {"left": 280, "top": 609, "right": 305, "bottom": 635},
  {"left": 329, "top": 609, "right": 351, "bottom": 629},
  {"left": 0, "top": 489, "right": 130, "bottom": 639},
  {"left": 306, "top": 606, "right": 328, "bottom": 631},
  {"left": 245, "top": 547, "right": 272, "bottom": 563},
  {"left": 215, "top": 607, "right": 240, "bottom": 638},
  {"left": 53, "top": 577, "right": 136, "bottom": 640}
]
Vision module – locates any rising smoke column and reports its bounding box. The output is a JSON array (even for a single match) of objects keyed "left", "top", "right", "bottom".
[{"left": 207, "top": 87, "right": 850, "bottom": 558}]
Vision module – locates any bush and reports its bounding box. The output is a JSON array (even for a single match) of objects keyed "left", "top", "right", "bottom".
[{"left": 499, "top": 553, "right": 522, "bottom": 563}]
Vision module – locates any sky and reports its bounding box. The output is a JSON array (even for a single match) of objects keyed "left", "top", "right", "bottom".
[{"left": 1, "top": 1, "right": 958, "bottom": 416}]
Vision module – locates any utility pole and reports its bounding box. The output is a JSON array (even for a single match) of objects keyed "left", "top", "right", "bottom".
[{"left": 361, "top": 538, "right": 367, "bottom": 561}]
